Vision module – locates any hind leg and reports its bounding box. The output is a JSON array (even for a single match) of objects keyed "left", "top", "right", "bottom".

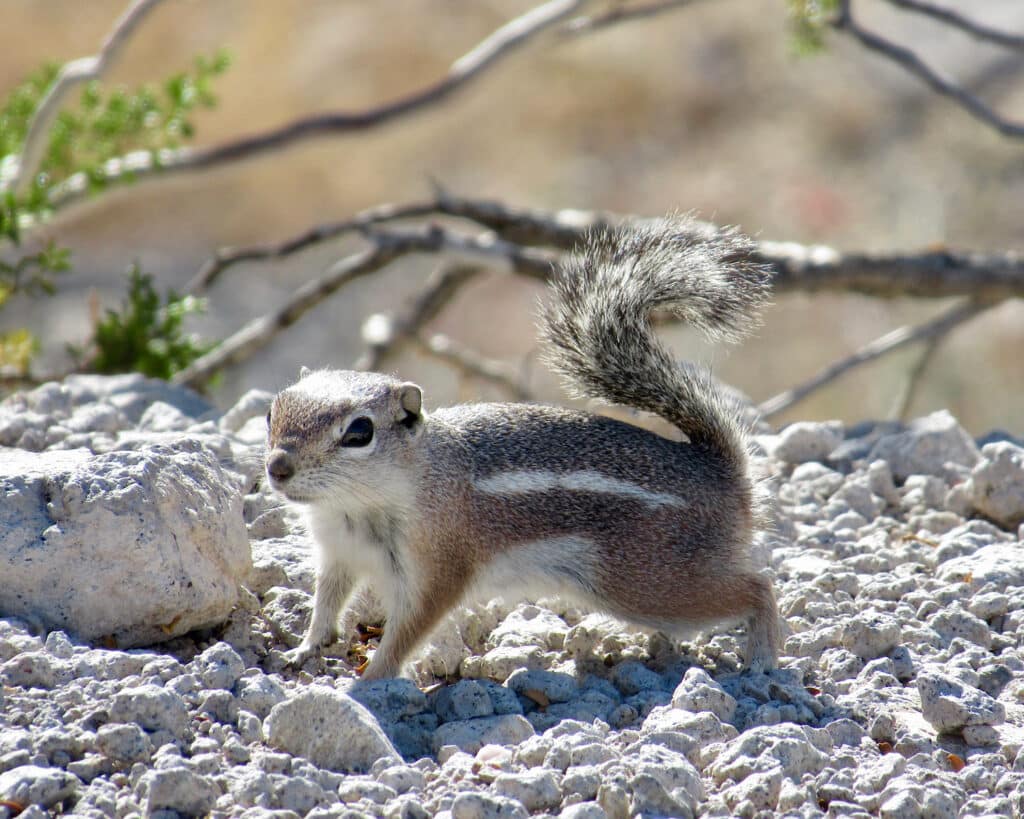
[{"left": 741, "top": 571, "right": 781, "bottom": 672}]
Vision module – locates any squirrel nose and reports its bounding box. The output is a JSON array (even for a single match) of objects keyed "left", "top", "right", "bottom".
[{"left": 267, "top": 450, "right": 295, "bottom": 483}]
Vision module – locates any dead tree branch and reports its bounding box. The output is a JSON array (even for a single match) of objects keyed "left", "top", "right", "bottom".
[
  {"left": 758, "top": 298, "right": 996, "bottom": 419},
  {"left": 193, "top": 195, "right": 1024, "bottom": 302},
  {"left": 42, "top": 0, "right": 587, "bottom": 215},
  {"left": 884, "top": 0, "right": 1024, "bottom": 51},
  {"left": 354, "top": 263, "right": 484, "bottom": 372},
  {"left": 563, "top": 0, "right": 701, "bottom": 35},
  {"left": 187, "top": 192, "right": 626, "bottom": 295},
  {"left": 834, "top": 0, "right": 1024, "bottom": 139},
  {"left": 5, "top": 0, "right": 167, "bottom": 197},
  {"left": 172, "top": 223, "right": 556, "bottom": 388},
  {"left": 889, "top": 330, "right": 944, "bottom": 422},
  {"left": 415, "top": 333, "right": 535, "bottom": 401},
  {"left": 185, "top": 201, "right": 438, "bottom": 294}
]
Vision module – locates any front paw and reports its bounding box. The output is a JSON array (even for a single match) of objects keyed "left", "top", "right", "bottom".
[{"left": 284, "top": 642, "right": 321, "bottom": 668}]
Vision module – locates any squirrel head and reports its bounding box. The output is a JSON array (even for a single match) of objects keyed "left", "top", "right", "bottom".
[{"left": 265, "top": 368, "right": 424, "bottom": 510}]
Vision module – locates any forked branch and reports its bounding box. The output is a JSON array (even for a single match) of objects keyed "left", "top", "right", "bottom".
[
  {"left": 758, "top": 298, "right": 996, "bottom": 419},
  {"left": 6, "top": 0, "right": 168, "bottom": 197},
  {"left": 834, "top": 0, "right": 1024, "bottom": 140},
  {"left": 41, "top": 0, "right": 588, "bottom": 215}
]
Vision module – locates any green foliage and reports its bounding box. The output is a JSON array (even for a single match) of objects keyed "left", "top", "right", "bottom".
[
  {"left": 0, "top": 241, "right": 70, "bottom": 373},
  {"left": 81, "top": 265, "right": 212, "bottom": 380},
  {"left": 0, "top": 240, "right": 70, "bottom": 301},
  {"left": 0, "top": 51, "right": 229, "bottom": 376},
  {"left": 787, "top": 0, "right": 840, "bottom": 55},
  {"left": 0, "top": 49, "right": 231, "bottom": 242}
]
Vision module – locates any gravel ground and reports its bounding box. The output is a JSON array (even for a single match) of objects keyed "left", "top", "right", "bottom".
[{"left": 1, "top": 375, "right": 1024, "bottom": 818}]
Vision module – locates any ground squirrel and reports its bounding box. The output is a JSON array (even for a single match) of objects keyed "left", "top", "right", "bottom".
[{"left": 266, "top": 217, "right": 782, "bottom": 680}]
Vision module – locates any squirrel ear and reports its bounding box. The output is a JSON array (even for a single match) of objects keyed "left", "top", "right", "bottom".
[
  {"left": 298, "top": 366, "right": 312, "bottom": 380},
  {"left": 397, "top": 383, "right": 423, "bottom": 429}
]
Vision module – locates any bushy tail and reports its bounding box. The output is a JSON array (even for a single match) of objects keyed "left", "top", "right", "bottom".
[{"left": 541, "top": 217, "right": 771, "bottom": 463}]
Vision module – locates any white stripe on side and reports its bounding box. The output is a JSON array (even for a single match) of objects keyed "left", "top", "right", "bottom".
[{"left": 474, "top": 469, "right": 684, "bottom": 509}]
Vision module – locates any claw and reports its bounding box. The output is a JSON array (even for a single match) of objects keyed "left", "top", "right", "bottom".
[{"left": 284, "top": 644, "right": 318, "bottom": 668}]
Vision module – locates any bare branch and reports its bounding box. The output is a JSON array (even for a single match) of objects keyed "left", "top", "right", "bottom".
[
  {"left": 758, "top": 298, "right": 996, "bottom": 419},
  {"left": 885, "top": 0, "right": 1024, "bottom": 51},
  {"left": 187, "top": 192, "right": 620, "bottom": 295},
  {"left": 354, "top": 263, "right": 484, "bottom": 372},
  {"left": 563, "top": 0, "right": 701, "bottom": 35},
  {"left": 43, "top": 0, "right": 586, "bottom": 214},
  {"left": 834, "top": 0, "right": 1024, "bottom": 139},
  {"left": 760, "top": 241, "right": 1024, "bottom": 301},
  {"left": 171, "top": 224, "right": 557, "bottom": 388},
  {"left": 415, "top": 333, "right": 535, "bottom": 401},
  {"left": 888, "top": 331, "right": 944, "bottom": 422},
  {"left": 433, "top": 189, "right": 621, "bottom": 249},
  {"left": 6, "top": 0, "right": 167, "bottom": 197},
  {"left": 193, "top": 195, "right": 1024, "bottom": 302},
  {"left": 185, "top": 201, "right": 437, "bottom": 294}
]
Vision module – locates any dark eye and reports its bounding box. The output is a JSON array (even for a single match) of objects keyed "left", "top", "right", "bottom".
[
  {"left": 265, "top": 409, "right": 272, "bottom": 428},
  {"left": 340, "top": 417, "right": 374, "bottom": 447}
]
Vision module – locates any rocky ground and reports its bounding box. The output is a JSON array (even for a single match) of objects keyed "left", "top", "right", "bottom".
[{"left": 1, "top": 374, "right": 1024, "bottom": 818}]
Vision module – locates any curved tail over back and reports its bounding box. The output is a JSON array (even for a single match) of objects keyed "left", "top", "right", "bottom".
[{"left": 541, "top": 217, "right": 771, "bottom": 465}]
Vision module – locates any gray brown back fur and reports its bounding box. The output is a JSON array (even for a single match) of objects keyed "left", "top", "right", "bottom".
[{"left": 266, "top": 217, "right": 782, "bottom": 680}]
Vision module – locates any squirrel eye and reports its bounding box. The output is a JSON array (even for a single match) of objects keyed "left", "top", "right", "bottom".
[{"left": 340, "top": 417, "right": 374, "bottom": 447}]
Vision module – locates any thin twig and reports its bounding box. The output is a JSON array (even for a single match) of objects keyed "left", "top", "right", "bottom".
[
  {"left": 888, "top": 330, "right": 944, "bottom": 422},
  {"left": 834, "top": 0, "right": 1024, "bottom": 139},
  {"left": 415, "top": 333, "right": 534, "bottom": 401},
  {"left": 759, "top": 298, "right": 995, "bottom": 419},
  {"left": 885, "top": 0, "right": 1024, "bottom": 51},
  {"left": 7, "top": 0, "right": 167, "bottom": 197},
  {"left": 42, "top": 0, "right": 587, "bottom": 214},
  {"left": 188, "top": 192, "right": 622, "bottom": 294},
  {"left": 563, "top": 0, "right": 700, "bottom": 34},
  {"left": 354, "top": 263, "right": 484, "bottom": 372},
  {"left": 185, "top": 201, "right": 437, "bottom": 294},
  {"left": 171, "top": 224, "right": 557, "bottom": 387}
]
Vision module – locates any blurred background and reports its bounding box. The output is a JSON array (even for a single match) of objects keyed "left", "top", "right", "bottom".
[{"left": 2, "top": 0, "right": 1022, "bottom": 434}]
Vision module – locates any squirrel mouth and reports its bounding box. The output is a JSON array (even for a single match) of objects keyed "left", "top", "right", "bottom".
[{"left": 266, "top": 477, "right": 313, "bottom": 503}]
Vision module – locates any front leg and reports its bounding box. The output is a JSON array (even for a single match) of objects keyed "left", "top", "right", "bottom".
[
  {"left": 286, "top": 563, "right": 356, "bottom": 666},
  {"left": 359, "top": 584, "right": 460, "bottom": 682}
]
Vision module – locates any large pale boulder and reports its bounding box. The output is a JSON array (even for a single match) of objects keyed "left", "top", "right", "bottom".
[
  {"left": 867, "top": 410, "right": 979, "bottom": 481},
  {"left": 0, "top": 439, "right": 250, "bottom": 647},
  {"left": 264, "top": 685, "right": 400, "bottom": 772},
  {"left": 965, "top": 442, "right": 1024, "bottom": 529}
]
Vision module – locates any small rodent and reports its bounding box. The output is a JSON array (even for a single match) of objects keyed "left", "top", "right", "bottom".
[{"left": 266, "top": 217, "right": 782, "bottom": 680}]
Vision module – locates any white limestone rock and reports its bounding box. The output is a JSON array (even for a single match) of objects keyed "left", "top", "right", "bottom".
[
  {"left": 487, "top": 604, "right": 570, "bottom": 651},
  {"left": 916, "top": 672, "right": 1005, "bottom": 733},
  {"left": 965, "top": 441, "right": 1024, "bottom": 529},
  {"left": 936, "top": 542, "right": 1024, "bottom": 592},
  {"left": 867, "top": 410, "right": 979, "bottom": 481},
  {"left": 135, "top": 767, "right": 220, "bottom": 816},
  {"left": 220, "top": 388, "right": 275, "bottom": 434},
  {"left": 0, "top": 765, "right": 78, "bottom": 809},
  {"left": 671, "top": 667, "right": 738, "bottom": 723},
  {"left": 263, "top": 685, "right": 400, "bottom": 773},
  {"left": 766, "top": 420, "right": 844, "bottom": 465},
  {"left": 109, "top": 684, "right": 191, "bottom": 740},
  {"left": 492, "top": 769, "right": 562, "bottom": 812},
  {"left": 432, "top": 714, "right": 535, "bottom": 754},
  {"left": 450, "top": 791, "right": 530, "bottom": 819},
  {"left": 709, "top": 723, "right": 832, "bottom": 784},
  {"left": 0, "top": 440, "right": 250, "bottom": 647},
  {"left": 624, "top": 744, "right": 704, "bottom": 818}
]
